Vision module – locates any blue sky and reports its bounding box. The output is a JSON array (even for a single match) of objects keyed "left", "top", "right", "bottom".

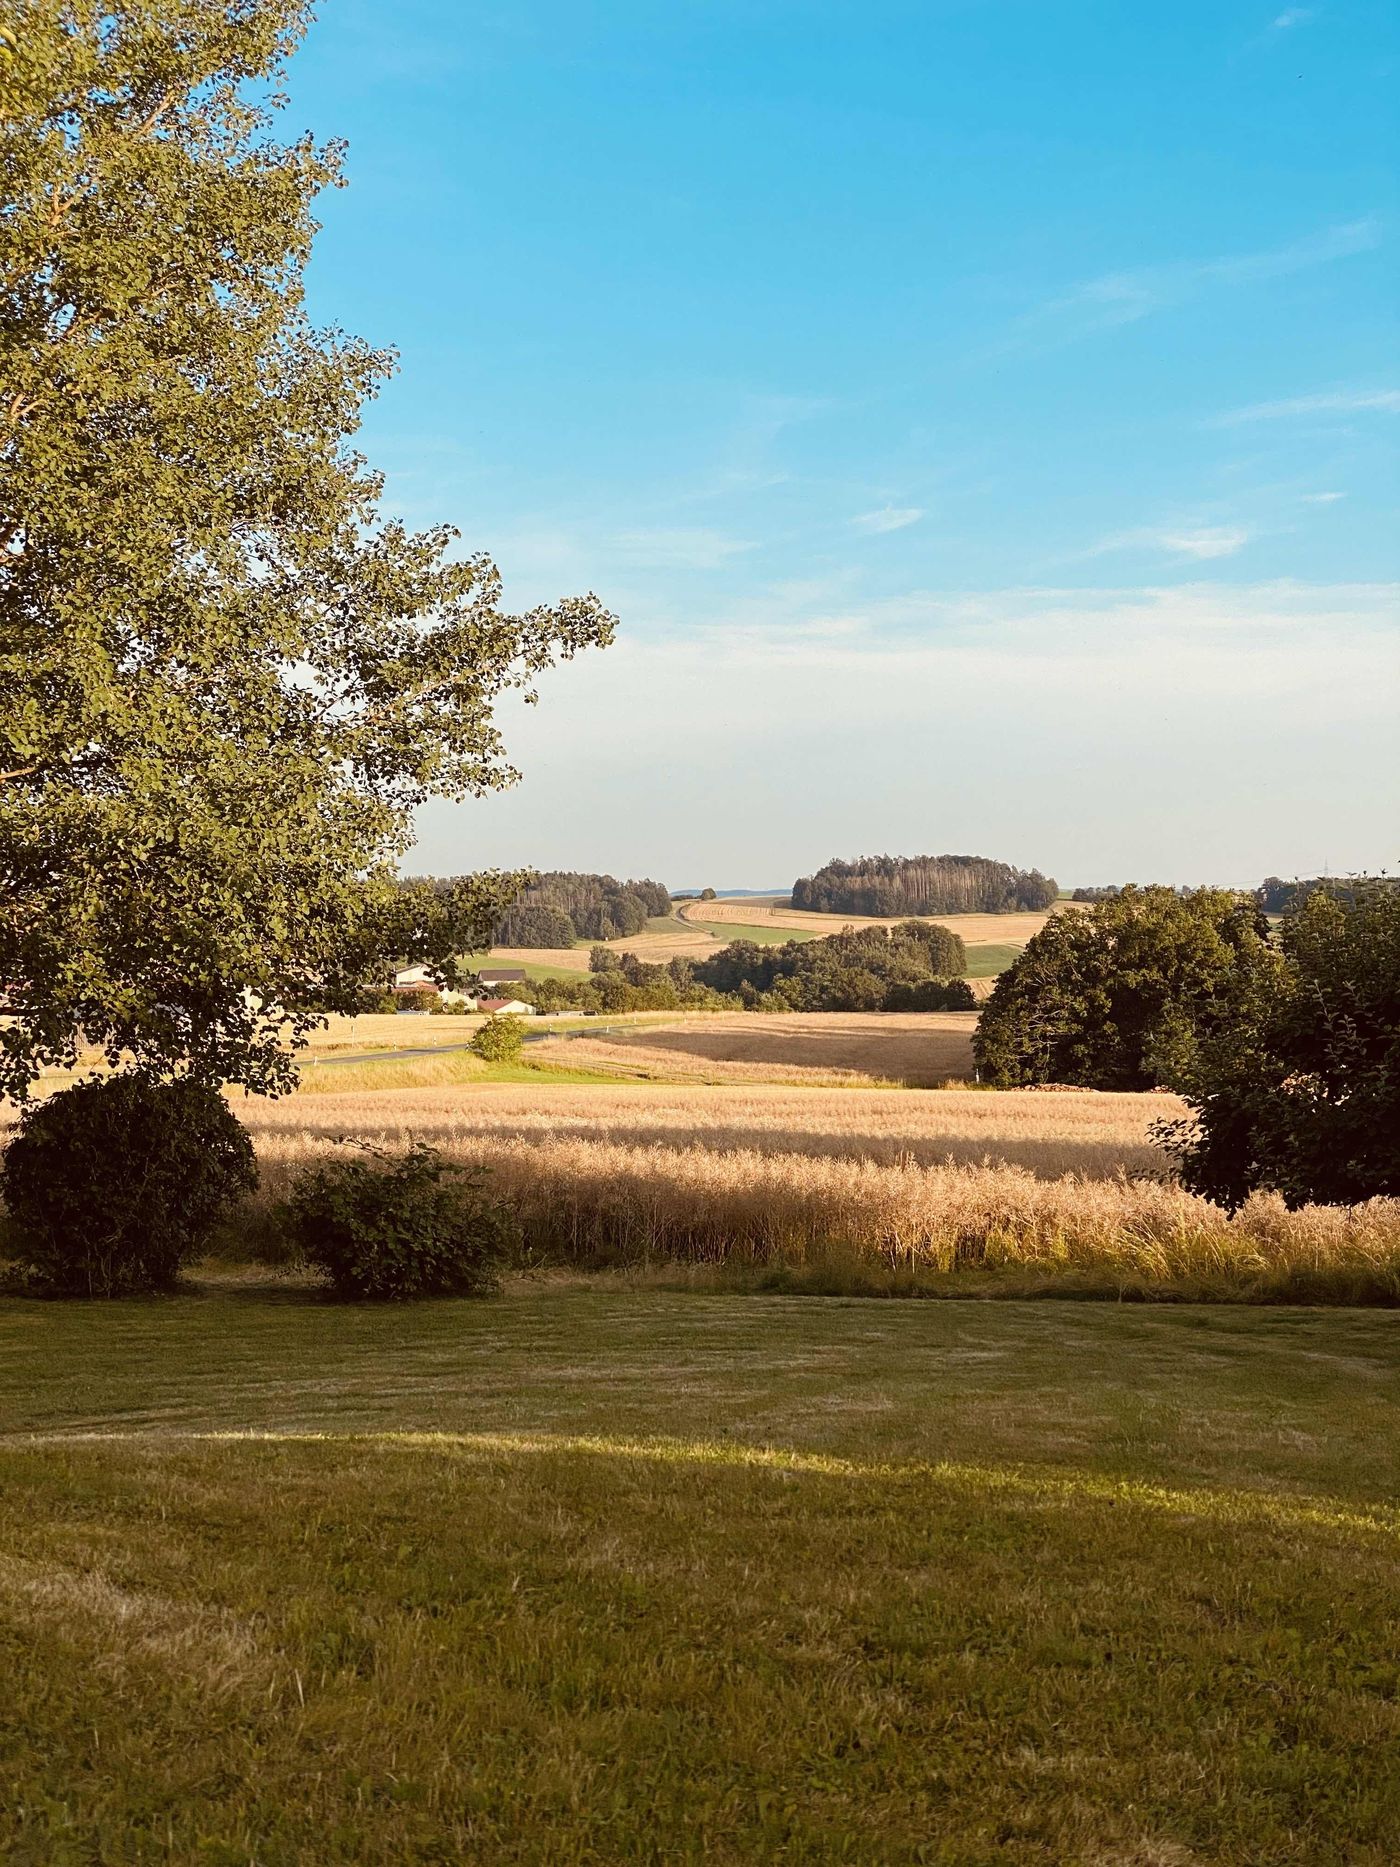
[{"left": 287, "top": 1, "right": 1398, "bottom": 888}]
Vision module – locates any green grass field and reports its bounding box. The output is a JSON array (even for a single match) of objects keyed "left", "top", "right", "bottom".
[
  {"left": 961, "top": 941, "right": 1023, "bottom": 978},
  {"left": 678, "top": 918, "right": 819, "bottom": 946},
  {"left": 3, "top": 1284, "right": 1397, "bottom": 1863}
]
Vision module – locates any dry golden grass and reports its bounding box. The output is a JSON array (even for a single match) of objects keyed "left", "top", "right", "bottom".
[
  {"left": 304, "top": 1011, "right": 489, "bottom": 1050},
  {"left": 532, "top": 1010, "right": 977, "bottom": 1085},
  {"left": 237, "top": 1081, "right": 1400, "bottom": 1301}
]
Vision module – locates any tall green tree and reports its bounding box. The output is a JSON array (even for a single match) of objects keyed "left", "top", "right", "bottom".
[
  {"left": 0, "top": 2, "right": 613, "bottom": 1100},
  {"left": 973, "top": 887, "right": 1269, "bottom": 1091},
  {"left": 1163, "top": 884, "right": 1400, "bottom": 1208}
]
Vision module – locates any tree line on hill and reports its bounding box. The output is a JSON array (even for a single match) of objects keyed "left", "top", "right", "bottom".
[
  {"left": 793, "top": 854, "right": 1058, "bottom": 917},
  {"left": 491, "top": 872, "right": 671, "bottom": 947},
  {"left": 974, "top": 882, "right": 1399, "bottom": 1209},
  {"left": 1072, "top": 876, "right": 1394, "bottom": 911},
  {"left": 522, "top": 923, "right": 976, "bottom": 1015},
  {"left": 1255, "top": 875, "right": 1396, "bottom": 915}
]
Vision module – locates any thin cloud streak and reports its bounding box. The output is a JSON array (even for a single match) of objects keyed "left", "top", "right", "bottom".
[
  {"left": 1213, "top": 388, "right": 1400, "bottom": 425},
  {"left": 853, "top": 506, "right": 924, "bottom": 534},
  {"left": 1006, "top": 217, "right": 1381, "bottom": 351},
  {"left": 1079, "top": 526, "right": 1251, "bottom": 563}
]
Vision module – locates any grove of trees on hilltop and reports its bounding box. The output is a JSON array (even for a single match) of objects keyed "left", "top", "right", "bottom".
[
  {"left": 494, "top": 873, "right": 671, "bottom": 947},
  {"left": 793, "top": 854, "right": 1058, "bottom": 917}
]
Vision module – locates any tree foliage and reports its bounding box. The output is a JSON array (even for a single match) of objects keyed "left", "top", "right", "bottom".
[
  {"left": 0, "top": 3, "right": 613, "bottom": 1100},
  {"left": 493, "top": 902, "right": 578, "bottom": 949},
  {"left": 693, "top": 922, "right": 972, "bottom": 1012},
  {"left": 492, "top": 872, "right": 670, "bottom": 946},
  {"left": 974, "top": 888, "right": 1268, "bottom": 1091},
  {"left": 793, "top": 854, "right": 1058, "bottom": 917},
  {"left": 469, "top": 1013, "right": 526, "bottom": 1063},
  {"left": 1163, "top": 884, "right": 1400, "bottom": 1209},
  {"left": 1254, "top": 874, "right": 1397, "bottom": 917}
]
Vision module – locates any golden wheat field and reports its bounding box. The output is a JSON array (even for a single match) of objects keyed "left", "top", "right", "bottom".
[
  {"left": 530, "top": 1011, "right": 978, "bottom": 1084},
  {"left": 674, "top": 894, "right": 1078, "bottom": 945},
  {"left": 238, "top": 1081, "right": 1400, "bottom": 1300}
]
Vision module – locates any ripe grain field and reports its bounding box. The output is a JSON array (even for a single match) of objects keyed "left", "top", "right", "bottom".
[{"left": 236, "top": 1080, "right": 1400, "bottom": 1303}]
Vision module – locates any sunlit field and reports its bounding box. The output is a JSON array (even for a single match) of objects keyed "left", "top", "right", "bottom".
[
  {"left": 3, "top": 1290, "right": 1398, "bottom": 1864},
  {"left": 529, "top": 1009, "right": 979, "bottom": 1084},
  {"left": 480, "top": 895, "right": 1073, "bottom": 979},
  {"left": 675, "top": 893, "right": 1078, "bottom": 945},
  {"left": 235, "top": 1081, "right": 1400, "bottom": 1303}
]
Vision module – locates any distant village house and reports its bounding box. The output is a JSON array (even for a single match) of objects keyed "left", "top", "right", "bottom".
[{"left": 391, "top": 966, "right": 534, "bottom": 1015}]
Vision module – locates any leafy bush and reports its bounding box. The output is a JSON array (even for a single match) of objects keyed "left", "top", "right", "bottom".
[
  {"left": 470, "top": 1014, "right": 526, "bottom": 1062},
  {"left": 0, "top": 1075, "right": 258, "bottom": 1296},
  {"left": 281, "top": 1142, "right": 518, "bottom": 1299}
]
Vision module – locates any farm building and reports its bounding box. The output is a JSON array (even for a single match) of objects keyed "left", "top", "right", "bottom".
[{"left": 478, "top": 997, "right": 534, "bottom": 1016}]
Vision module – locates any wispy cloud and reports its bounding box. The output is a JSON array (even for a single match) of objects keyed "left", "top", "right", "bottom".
[
  {"left": 610, "top": 528, "right": 756, "bottom": 572},
  {"left": 1008, "top": 217, "right": 1380, "bottom": 349},
  {"left": 1213, "top": 387, "right": 1400, "bottom": 425},
  {"left": 1083, "top": 526, "right": 1252, "bottom": 563},
  {"left": 1270, "top": 7, "right": 1315, "bottom": 29},
  {"left": 1300, "top": 490, "right": 1347, "bottom": 504},
  {"left": 852, "top": 506, "right": 923, "bottom": 535}
]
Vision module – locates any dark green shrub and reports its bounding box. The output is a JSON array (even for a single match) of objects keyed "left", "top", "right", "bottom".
[
  {"left": 1163, "top": 883, "right": 1400, "bottom": 1208},
  {"left": 281, "top": 1142, "right": 517, "bottom": 1299},
  {"left": 0, "top": 1074, "right": 258, "bottom": 1296},
  {"left": 470, "top": 1014, "right": 526, "bottom": 1062}
]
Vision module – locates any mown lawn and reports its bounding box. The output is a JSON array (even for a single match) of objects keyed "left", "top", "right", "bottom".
[{"left": 2, "top": 1285, "right": 1397, "bottom": 1864}]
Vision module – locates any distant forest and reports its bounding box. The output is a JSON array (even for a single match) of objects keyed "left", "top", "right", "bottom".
[
  {"left": 792, "top": 854, "right": 1058, "bottom": 917},
  {"left": 1255, "top": 876, "right": 1396, "bottom": 915},
  {"left": 495, "top": 873, "right": 671, "bottom": 948}
]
